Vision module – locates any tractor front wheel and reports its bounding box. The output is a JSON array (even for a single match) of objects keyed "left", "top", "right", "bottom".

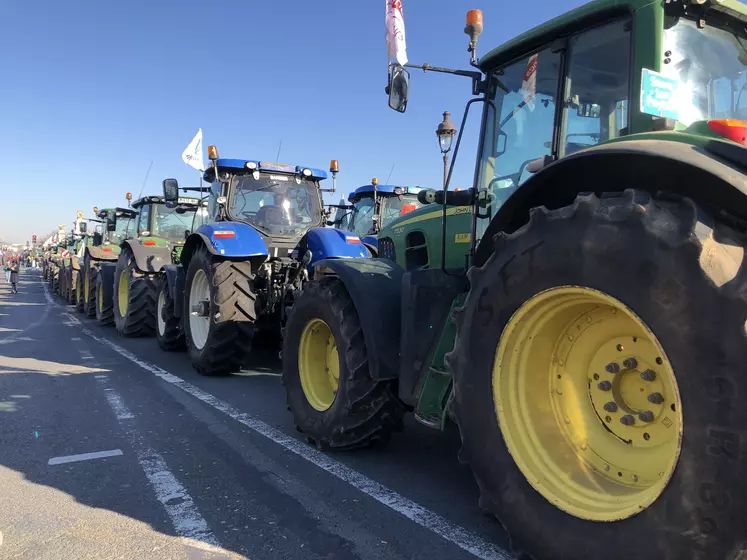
[
  {"left": 183, "top": 247, "right": 255, "bottom": 376},
  {"left": 95, "top": 272, "right": 114, "bottom": 326},
  {"left": 282, "top": 278, "right": 405, "bottom": 449},
  {"left": 75, "top": 269, "right": 84, "bottom": 312},
  {"left": 156, "top": 277, "right": 185, "bottom": 351},
  {"left": 449, "top": 190, "right": 747, "bottom": 560},
  {"left": 113, "top": 250, "right": 156, "bottom": 337}
]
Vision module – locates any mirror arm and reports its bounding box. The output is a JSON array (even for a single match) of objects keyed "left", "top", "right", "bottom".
[{"left": 403, "top": 63, "right": 500, "bottom": 94}]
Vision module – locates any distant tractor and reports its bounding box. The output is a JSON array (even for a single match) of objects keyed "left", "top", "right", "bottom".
[
  {"left": 159, "top": 149, "right": 368, "bottom": 375},
  {"left": 97, "top": 194, "right": 201, "bottom": 335},
  {"left": 329, "top": 179, "right": 424, "bottom": 255},
  {"left": 283, "top": 3, "right": 747, "bottom": 559},
  {"left": 78, "top": 206, "right": 137, "bottom": 318}
]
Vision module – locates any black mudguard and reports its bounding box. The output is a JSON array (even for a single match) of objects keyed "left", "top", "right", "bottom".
[
  {"left": 313, "top": 258, "right": 403, "bottom": 381},
  {"left": 162, "top": 264, "right": 186, "bottom": 318},
  {"left": 122, "top": 239, "right": 172, "bottom": 273}
]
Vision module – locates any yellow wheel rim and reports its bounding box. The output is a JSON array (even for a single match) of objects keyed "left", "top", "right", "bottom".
[
  {"left": 298, "top": 319, "right": 340, "bottom": 411},
  {"left": 118, "top": 270, "right": 129, "bottom": 316},
  {"left": 494, "top": 286, "right": 682, "bottom": 522},
  {"left": 98, "top": 282, "right": 103, "bottom": 312}
]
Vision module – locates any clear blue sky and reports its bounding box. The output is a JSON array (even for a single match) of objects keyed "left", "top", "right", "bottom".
[{"left": 0, "top": 0, "right": 586, "bottom": 244}]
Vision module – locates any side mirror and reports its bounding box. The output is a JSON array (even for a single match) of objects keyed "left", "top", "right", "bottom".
[
  {"left": 163, "top": 178, "right": 179, "bottom": 206},
  {"left": 494, "top": 130, "right": 507, "bottom": 158},
  {"left": 184, "top": 229, "right": 191, "bottom": 239},
  {"left": 107, "top": 219, "right": 116, "bottom": 232},
  {"left": 387, "top": 64, "right": 410, "bottom": 113},
  {"left": 79, "top": 222, "right": 87, "bottom": 234}
]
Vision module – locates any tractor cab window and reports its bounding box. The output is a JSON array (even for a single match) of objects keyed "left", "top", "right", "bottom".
[
  {"left": 137, "top": 204, "right": 152, "bottom": 235},
  {"left": 192, "top": 198, "right": 210, "bottom": 230},
  {"left": 381, "top": 195, "right": 422, "bottom": 225},
  {"left": 562, "top": 19, "right": 631, "bottom": 155},
  {"left": 229, "top": 174, "right": 322, "bottom": 238},
  {"left": 110, "top": 215, "right": 133, "bottom": 245},
  {"left": 152, "top": 203, "right": 196, "bottom": 242},
  {"left": 347, "top": 196, "right": 376, "bottom": 237},
  {"left": 476, "top": 47, "right": 561, "bottom": 241},
  {"left": 662, "top": 16, "right": 747, "bottom": 125}
]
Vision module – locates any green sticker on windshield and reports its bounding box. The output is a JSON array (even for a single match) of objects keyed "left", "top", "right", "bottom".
[{"left": 640, "top": 68, "right": 680, "bottom": 120}]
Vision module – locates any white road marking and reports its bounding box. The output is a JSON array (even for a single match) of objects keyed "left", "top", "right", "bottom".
[
  {"left": 48, "top": 449, "right": 123, "bottom": 465},
  {"left": 94, "top": 374, "right": 108, "bottom": 379},
  {"left": 67, "top": 313, "right": 512, "bottom": 560},
  {"left": 93, "top": 366, "right": 220, "bottom": 547}
]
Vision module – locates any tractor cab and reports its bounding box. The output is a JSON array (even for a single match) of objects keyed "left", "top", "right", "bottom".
[
  {"left": 96, "top": 207, "right": 137, "bottom": 246},
  {"left": 129, "top": 195, "right": 201, "bottom": 248},
  {"left": 332, "top": 181, "right": 424, "bottom": 251}
]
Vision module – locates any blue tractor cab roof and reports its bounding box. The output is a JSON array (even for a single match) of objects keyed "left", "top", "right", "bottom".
[
  {"left": 348, "top": 184, "right": 423, "bottom": 203},
  {"left": 203, "top": 159, "right": 328, "bottom": 183}
]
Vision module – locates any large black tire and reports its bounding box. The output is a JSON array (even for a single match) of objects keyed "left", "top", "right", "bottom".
[
  {"left": 75, "top": 269, "right": 84, "bottom": 312},
  {"left": 95, "top": 271, "right": 114, "bottom": 326},
  {"left": 183, "top": 247, "right": 255, "bottom": 376},
  {"left": 282, "top": 278, "right": 405, "bottom": 449},
  {"left": 57, "top": 267, "right": 67, "bottom": 298},
  {"left": 156, "top": 276, "right": 185, "bottom": 351},
  {"left": 448, "top": 191, "right": 747, "bottom": 560},
  {"left": 67, "top": 269, "right": 78, "bottom": 305},
  {"left": 82, "top": 256, "right": 98, "bottom": 318},
  {"left": 113, "top": 249, "right": 156, "bottom": 337}
]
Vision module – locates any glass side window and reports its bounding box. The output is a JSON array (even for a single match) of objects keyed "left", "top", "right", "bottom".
[
  {"left": 476, "top": 47, "right": 561, "bottom": 240},
  {"left": 662, "top": 16, "right": 747, "bottom": 125},
  {"left": 562, "top": 20, "right": 631, "bottom": 156},
  {"left": 138, "top": 204, "right": 152, "bottom": 235},
  {"left": 192, "top": 198, "right": 210, "bottom": 230}
]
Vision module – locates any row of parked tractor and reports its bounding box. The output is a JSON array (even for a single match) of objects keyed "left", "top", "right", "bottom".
[{"left": 42, "top": 151, "right": 425, "bottom": 376}]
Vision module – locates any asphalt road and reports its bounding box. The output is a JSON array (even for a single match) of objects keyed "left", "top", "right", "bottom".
[{"left": 0, "top": 266, "right": 514, "bottom": 560}]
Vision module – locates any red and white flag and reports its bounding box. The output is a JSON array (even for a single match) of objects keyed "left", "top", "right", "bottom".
[
  {"left": 521, "top": 54, "right": 538, "bottom": 111},
  {"left": 386, "top": 0, "right": 408, "bottom": 66}
]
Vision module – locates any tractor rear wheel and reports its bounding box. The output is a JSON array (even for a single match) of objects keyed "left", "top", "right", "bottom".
[
  {"left": 82, "top": 257, "right": 98, "bottom": 317},
  {"left": 75, "top": 269, "right": 84, "bottom": 312},
  {"left": 156, "top": 276, "right": 185, "bottom": 351},
  {"left": 449, "top": 190, "right": 747, "bottom": 560},
  {"left": 282, "top": 278, "right": 405, "bottom": 449},
  {"left": 183, "top": 247, "right": 255, "bottom": 376},
  {"left": 113, "top": 249, "right": 156, "bottom": 337},
  {"left": 95, "top": 272, "right": 114, "bottom": 326}
]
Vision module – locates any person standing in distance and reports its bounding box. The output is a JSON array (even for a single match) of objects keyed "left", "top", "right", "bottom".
[{"left": 9, "top": 261, "right": 19, "bottom": 294}]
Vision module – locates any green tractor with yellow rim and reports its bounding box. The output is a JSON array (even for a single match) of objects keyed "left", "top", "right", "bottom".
[
  {"left": 78, "top": 205, "right": 137, "bottom": 317},
  {"left": 283, "top": 2, "right": 747, "bottom": 558},
  {"left": 103, "top": 193, "right": 201, "bottom": 336}
]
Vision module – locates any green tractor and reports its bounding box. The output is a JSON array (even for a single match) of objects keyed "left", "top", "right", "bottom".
[
  {"left": 100, "top": 193, "right": 201, "bottom": 336},
  {"left": 77, "top": 205, "right": 137, "bottom": 317},
  {"left": 57, "top": 214, "right": 87, "bottom": 304},
  {"left": 47, "top": 225, "right": 67, "bottom": 293},
  {"left": 282, "top": 2, "right": 747, "bottom": 559}
]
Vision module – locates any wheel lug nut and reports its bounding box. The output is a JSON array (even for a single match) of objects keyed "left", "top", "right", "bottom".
[
  {"left": 605, "top": 362, "right": 620, "bottom": 374},
  {"left": 597, "top": 380, "right": 612, "bottom": 391},
  {"left": 647, "top": 392, "right": 664, "bottom": 404},
  {"left": 638, "top": 410, "right": 655, "bottom": 423},
  {"left": 623, "top": 357, "right": 638, "bottom": 369},
  {"left": 640, "top": 369, "right": 656, "bottom": 382},
  {"left": 603, "top": 401, "right": 618, "bottom": 413},
  {"left": 620, "top": 414, "right": 635, "bottom": 426}
]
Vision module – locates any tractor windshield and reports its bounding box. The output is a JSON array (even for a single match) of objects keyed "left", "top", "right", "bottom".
[
  {"left": 152, "top": 204, "right": 196, "bottom": 242},
  {"left": 229, "top": 174, "right": 321, "bottom": 238},
  {"left": 663, "top": 15, "right": 747, "bottom": 125},
  {"left": 346, "top": 194, "right": 423, "bottom": 237},
  {"left": 110, "top": 215, "right": 134, "bottom": 245}
]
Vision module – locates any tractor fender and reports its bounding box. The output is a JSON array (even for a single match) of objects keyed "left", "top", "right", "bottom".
[
  {"left": 84, "top": 245, "right": 118, "bottom": 263},
  {"left": 121, "top": 239, "right": 171, "bottom": 273},
  {"left": 162, "top": 264, "right": 186, "bottom": 319},
  {"left": 98, "top": 262, "right": 116, "bottom": 302},
  {"left": 476, "top": 137, "right": 747, "bottom": 267},
  {"left": 305, "top": 227, "right": 370, "bottom": 266},
  {"left": 313, "top": 258, "right": 403, "bottom": 380},
  {"left": 361, "top": 235, "right": 378, "bottom": 257},
  {"left": 179, "top": 223, "right": 269, "bottom": 271}
]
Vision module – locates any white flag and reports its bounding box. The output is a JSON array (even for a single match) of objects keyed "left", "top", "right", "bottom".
[
  {"left": 182, "top": 128, "right": 205, "bottom": 172},
  {"left": 386, "top": 0, "right": 408, "bottom": 66}
]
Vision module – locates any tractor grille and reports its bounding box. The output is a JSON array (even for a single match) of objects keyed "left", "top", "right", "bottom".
[{"left": 379, "top": 237, "right": 396, "bottom": 261}]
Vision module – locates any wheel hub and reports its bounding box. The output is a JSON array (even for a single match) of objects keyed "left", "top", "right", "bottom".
[{"left": 191, "top": 301, "right": 210, "bottom": 317}]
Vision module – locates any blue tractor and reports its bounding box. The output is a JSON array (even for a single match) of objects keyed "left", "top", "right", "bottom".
[
  {"left": 160, "top": 147, "right": 369, "bottom": 376},
  {"left": 329, "top": 179, "right": 424, "bottom": 255}
]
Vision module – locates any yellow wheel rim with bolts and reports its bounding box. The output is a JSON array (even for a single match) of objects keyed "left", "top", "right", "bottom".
[
  {"left": 118, "top": 270, "right": 128, "bottom": 315},
  {"left": 493, "top": 286, "right": 682, "bottom": 522},
  {"left": 298, "top": 319, "right": 340, "bottom": 411}
]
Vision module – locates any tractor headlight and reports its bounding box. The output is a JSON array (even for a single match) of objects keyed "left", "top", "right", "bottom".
[
  {"left": 245, "top": 162, "right": 258, "bottom": 170},
  {"left": 302, "top": 168, "right": 312, "bottom": 177}
]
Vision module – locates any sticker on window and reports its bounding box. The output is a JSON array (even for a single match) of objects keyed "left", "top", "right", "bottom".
[
  {"left": 640, "top": 68, "right": 680, "bottom": 121},
  {"left": 270, "top": 175, "right": 289, "bottom": 181}
]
